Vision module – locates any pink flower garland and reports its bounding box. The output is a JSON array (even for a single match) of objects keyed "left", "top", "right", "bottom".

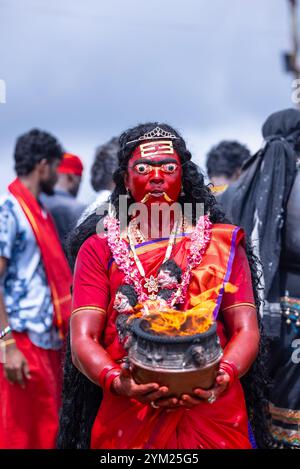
[{"left": 103, "top": 214, "right": 212, "bottom": 305}]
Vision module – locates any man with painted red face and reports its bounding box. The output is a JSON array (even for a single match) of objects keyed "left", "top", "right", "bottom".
[{"left": 58, "top": 124, "right": 271, "bottom": 449}]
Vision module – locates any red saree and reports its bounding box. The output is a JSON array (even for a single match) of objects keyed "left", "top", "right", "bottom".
[{"left": 72, "top": 224, "right": 255, "bottom": 449}]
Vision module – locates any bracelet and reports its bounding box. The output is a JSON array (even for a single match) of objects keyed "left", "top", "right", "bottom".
[
  {"left": 104, "top": 369, "right": 121, "bottom": 394},
  {"left": 99, "top": 364, "right": 120, "bottom": 388},
  {"left": 221, "top": 360, "right": 239, "bottom": 379},
  {"left": 219, "top": 360, "right": 239, "bottom": 388},
  {"left": 0, "top": 325, "right": 11, "bottom": 340},
  {"left": 0, "top": 338, "right": 16, "bottom": 348}
]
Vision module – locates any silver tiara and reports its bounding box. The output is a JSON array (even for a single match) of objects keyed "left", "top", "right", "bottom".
[{"left": 126, "top": 126, "right": 179, "bottom": 145}]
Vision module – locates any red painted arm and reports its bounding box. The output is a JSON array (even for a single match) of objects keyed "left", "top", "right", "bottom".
[
  {"left": 221, "top": 305, "right": 260, "bottom": 377},
  {"left": 70, "top": 310, "right": 117, "bottom": 386}
]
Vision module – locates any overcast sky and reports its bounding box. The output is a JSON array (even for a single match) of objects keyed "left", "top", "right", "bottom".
[{"left": 0, "top": 0, "right": 296, "bottom": 202}]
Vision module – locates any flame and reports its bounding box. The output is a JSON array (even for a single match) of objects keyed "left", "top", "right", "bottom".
[
  {"left": 142, "top": 302, "right": 214, "bottom": 336},
  {"left": 132, "top": 282, "right": 238, "bottom": 337}
]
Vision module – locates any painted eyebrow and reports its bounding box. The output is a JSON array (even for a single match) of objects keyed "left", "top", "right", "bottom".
[{"left": 131, "top": 158, "right": 178, "bottom": 167}]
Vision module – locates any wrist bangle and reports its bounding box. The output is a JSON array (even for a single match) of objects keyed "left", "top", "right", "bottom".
[
  {"left": 104, "top": 369, "right": 121, "bottom": 394},
  {"left": 0, "top": 326, "right": 11, "bottom": 339},
  {"left": 219, "top": 360, "right": 239, "bottom": 387},
  {"left": 221, "top": 360, "right": 239, "bottom": 379},
  {"left": 99, "top": 364, "right": 120, "bottom": 388}
]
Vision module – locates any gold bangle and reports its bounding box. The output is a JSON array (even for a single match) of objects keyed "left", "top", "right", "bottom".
[
  {"left": 72, "top": 306, "right": 106, "bottom": 316},
  {"left": 0, "top": 338, "right": 16, "bottom": 347},
  {"left": 222, "top": 302, "right": 256, "bottom": 312}
]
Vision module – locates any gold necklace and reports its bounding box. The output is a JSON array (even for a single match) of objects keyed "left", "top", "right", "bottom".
[{"left": 127, "top": 222, "right": 179, "bottom": 300}]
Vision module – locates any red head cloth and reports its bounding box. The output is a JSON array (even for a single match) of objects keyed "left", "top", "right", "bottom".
[{"left": 57, "top": 153, "right": 84, "bottom": 176}]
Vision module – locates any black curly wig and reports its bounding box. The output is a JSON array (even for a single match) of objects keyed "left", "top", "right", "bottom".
[
  {"left": 14, "top": 128, "right": 63, "bottom": 176},
  {"left": 206, "top": 140, "right": 251, "bottom": 179},
  {"left": 58, "top": 123, "right": 272, "bottom": 449}
]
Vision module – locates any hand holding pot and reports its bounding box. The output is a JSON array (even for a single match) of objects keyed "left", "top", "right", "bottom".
[
  {"left": 178, "top": 369, "right": 231, "bottom": 408},
  {"left": 112, "top": 365, "right": 170, "bottom": 405}
]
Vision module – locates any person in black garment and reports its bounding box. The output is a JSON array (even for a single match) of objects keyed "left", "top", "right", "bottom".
[{"left": 220, "top": 108, "right": 300, "bottom": 448}]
